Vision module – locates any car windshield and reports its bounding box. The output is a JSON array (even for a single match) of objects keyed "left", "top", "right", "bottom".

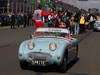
[{"left": 34, "top": 32, "right": 69, "bottom": 38}]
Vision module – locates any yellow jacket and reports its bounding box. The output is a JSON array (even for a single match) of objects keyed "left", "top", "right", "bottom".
[{"left": 80, "top": 16, "right": 85, "bottom": 24}]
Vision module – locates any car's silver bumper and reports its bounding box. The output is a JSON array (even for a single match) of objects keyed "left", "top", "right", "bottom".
[
  {"left": 94, "top": 27, "right": 100, "bottom": 31},
  {"left": 28, "top": 52, "right": 54, "bottom": 66}
]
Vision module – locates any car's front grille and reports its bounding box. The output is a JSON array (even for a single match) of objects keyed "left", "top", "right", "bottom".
[{"left": 28, "top": 52, "right": 51, "bottom": 65}]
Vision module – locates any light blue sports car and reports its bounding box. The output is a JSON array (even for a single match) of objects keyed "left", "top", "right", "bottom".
[
  {"left": 18, "top": 28, "right": 78, "bottom": 72},
  {"left": 93, "top": 21, "right": 100, "bottom": 31}
]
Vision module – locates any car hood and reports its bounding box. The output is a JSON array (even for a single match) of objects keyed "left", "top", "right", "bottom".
[
  {"left": 22, "top": 37, "right": 73, "bottom": 54},
  {"left": 32, "top": 37, "right": 72, "bottom": 45}
]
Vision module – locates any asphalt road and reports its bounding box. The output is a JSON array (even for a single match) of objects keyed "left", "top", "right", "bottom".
[{"left": 0, "top": 27, "right": 100, "bottom": 75}]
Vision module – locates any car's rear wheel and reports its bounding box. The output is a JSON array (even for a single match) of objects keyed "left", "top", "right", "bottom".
[{"left": 19, "top": 61, "right": 28, "bottom": 70}]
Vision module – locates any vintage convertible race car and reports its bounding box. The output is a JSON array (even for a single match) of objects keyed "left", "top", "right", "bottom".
[
  {"left": 93, "top": 21, "right": 100, "bottom": 31},
  {"left": 18, "top": 28, "right": 78, "bottom": 72}
]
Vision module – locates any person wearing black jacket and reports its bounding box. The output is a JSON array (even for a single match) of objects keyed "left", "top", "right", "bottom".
[
  {"left": 11, "top": 14, "right": 16, "bottom": 29},
  {"left": 23, "top": 14, "right": 27, "bottom": 28}
]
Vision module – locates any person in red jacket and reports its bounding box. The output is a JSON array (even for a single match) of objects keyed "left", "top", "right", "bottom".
[{"left": 33, "top": 5, "right": 52, "bottom": 29}]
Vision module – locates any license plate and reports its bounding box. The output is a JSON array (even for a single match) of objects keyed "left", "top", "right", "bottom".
[{"left": 32, "top": 60, "right": 46, "bottom": 66}]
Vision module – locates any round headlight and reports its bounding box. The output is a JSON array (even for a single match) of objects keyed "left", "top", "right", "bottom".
[
  {"left": 49, "top": 42, "right": 57, "bottom": 51},
  {"left": 28, "top": 42, "right": 35, "bottom": 50}
]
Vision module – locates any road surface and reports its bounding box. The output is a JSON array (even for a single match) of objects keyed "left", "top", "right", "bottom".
[{"left": 0, "top": 27, "right": 100, "bottom": 75}]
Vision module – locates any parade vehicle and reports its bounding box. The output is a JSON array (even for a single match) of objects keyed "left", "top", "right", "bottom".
[
  {"left": 93, "top": 21, "right": 100, "bottom": 31},
  {"left": 18, "top": 28, "right": 79, "bottom": 72}
]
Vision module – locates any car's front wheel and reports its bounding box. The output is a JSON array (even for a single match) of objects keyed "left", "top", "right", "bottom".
[
  {"left": 59, "top": 54, "right": 68, "bottom": 73},
  {"left": 76, "top": 44, "right": 79, "bottom": 57},
  {"left": 19, "top": 61, "right": 28, "bottom": 70},
  {"left": 93, "top": 29, "right": 96, "bottom": 32}
]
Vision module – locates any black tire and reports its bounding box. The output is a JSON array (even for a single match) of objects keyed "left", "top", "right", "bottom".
[
  {"left": 93, "top": 29, "right": 96, "bottom": 32},
  {"left": 76, "top": 44, "right": 79, "bottom": 57},
  {"left": 19, "top": 61, "right": 28, "bottom": 70},
  {"left": 59, "top": 54, "right": 68, "bottom": 73},
  {"left": 93, "top": 29, "right": 97, "bottom": 32}
]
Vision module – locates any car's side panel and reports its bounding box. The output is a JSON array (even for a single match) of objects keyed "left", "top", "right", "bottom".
[{"left": 67, "top": 39, "right": 78, "bottom": 63}]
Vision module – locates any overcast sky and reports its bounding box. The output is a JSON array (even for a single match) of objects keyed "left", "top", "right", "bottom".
[{"left": 63, "top": 0, "right": 100, "bottom": 10}]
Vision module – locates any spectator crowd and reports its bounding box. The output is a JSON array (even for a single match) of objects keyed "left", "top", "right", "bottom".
[
  {"left": 0, "top": 12, "right": 32, "bottom": 29},
  {"left": 32, "top": 4, "right": 97, "bottom": 35},
  {"left": 0, "top": 3, "right": 98, "bottom": 35}
]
